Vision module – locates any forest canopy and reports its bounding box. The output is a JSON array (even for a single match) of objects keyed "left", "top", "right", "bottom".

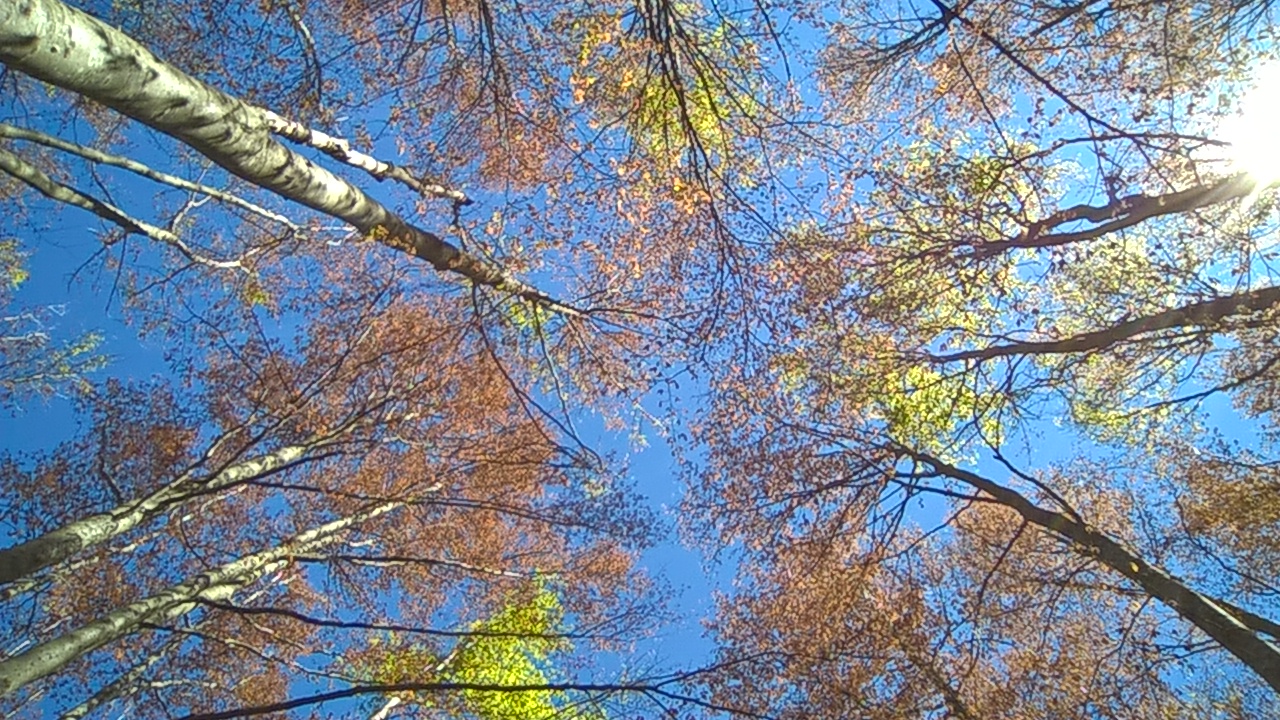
[{"left": 2, "top": 0, "right": 1280, "bottom": 717}]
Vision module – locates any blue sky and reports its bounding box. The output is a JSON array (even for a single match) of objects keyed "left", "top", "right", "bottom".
[
  {"left": 4, "top": 0, "right": 1280, "bottom": 716},
  {"left": 0, "top": 92, "right": 731, "bottom": 717}
]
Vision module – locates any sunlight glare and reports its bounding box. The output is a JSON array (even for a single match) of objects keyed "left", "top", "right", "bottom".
[{"left": 1218, "top": 61, "right": 1280, "bottom": 186}]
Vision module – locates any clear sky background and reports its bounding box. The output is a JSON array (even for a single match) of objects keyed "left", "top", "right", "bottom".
[
  {"left": 4, "top": 1, "right": 1279, "bottom": 716},
  {"left": 0, "top": 107, "right": 730, "bottom": 703}
]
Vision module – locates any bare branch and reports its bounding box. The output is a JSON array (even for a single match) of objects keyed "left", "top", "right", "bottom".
[
  {"left": 196, "top": 598, "right": 596, "bottom": 640},
  {"left": 0, "top": 146, "right": 248, "bottom": 271},
  {"left": 0, "top": 123, "right": 303, "bottom": 234}
]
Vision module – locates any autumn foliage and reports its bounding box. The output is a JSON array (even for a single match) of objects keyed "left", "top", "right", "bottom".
[{"left": 3, "top": 0, "right": 1280, "bottom": 717}]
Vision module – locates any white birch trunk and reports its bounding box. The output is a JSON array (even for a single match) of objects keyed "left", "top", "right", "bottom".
[
  {"left": 56, "top": 582, "right": 279, "bottom": 720},
  {"left": 369, "top": 695, "right": 403, "bottom": 720},
  {"left": 0, "top": 443, "right": 314, "bottom": 586},
  {"left": 0, "top": 0, "right": 569, "bottom": 310},
  {"left": 0, "top": 501, "right": 402, "bottom": 698}
]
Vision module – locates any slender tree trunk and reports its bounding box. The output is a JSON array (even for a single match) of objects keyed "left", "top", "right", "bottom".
[
  {"left": 1, "top": 489, "right": 249, "bottom": 604},
  {"left": 369, "top": 696, "right": 403, "bottom": 720},
  {"left": 0, "top": 502, "right": 402, "bottom": 698},
  {"left": 0, "top": 0, "right": 570, "bottom": 310},
  {"left": 906, "top": 449, "right": 1280, "bottom": 693},
  {"left": 0, "top": 443, "right": 317, "bottom": 586},
  {"left": 976, "top": 174, "right": 1259, "bottom": 257},
  {"left": 932, "top": 285, "right": 1280, "bottom": 363},
  {"left": 57, "top": 583, "right": 277, "bottom": 720}
]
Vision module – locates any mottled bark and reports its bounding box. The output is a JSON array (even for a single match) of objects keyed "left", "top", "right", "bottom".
[
  {"left": 0, "top": 443, "right": 314, "bottom": 586},
  {"left": 262, "top": 112, "right": 472, "bottom": 206},
  {"left": 0, "top": 502, "right": 401, "bottom": 698},
  {"left": 57, "top": 585, "right": 274, "bottom": 720},
  {"left": 906, "top": 449, "right": 1280, "bottom": 693},
  {"left": 0, "top": 0, "right": 572, "bottom": 310}
]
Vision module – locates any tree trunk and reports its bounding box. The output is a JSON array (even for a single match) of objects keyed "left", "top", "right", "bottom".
[
  {"left": 0, "top": 501, "right": 402, "bottom": 698},
  {"left": 906, "top": 449, "right": 1280, "bottom": 693},
  {"left": 932, "top": 285, "right": 1280, "bottom": 363},
  {"left": 0, "top": 443, "right": 315, "bottom": 586},
  {"left": 0, "top": 0, "right": 568, "bottom": 309},
  {"left": 57, "top": 583, "right": 277, "bottom": 720}
]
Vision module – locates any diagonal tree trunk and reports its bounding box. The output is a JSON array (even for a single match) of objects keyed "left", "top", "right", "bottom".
[
  {"left": 0, "top": 501, "right": 403, "bottom": 698},
  {"left": 0, "top": 441, "right": 326, "bottom": 587},
  {"left": 903, "top": 448, "right": 1280, "bottom": 693},
  {"left": 931, "top": 285, "right": 1280, "bottom": 363},
  {"left": 56, "top": 582, "right": 278, "bottom": 720},
  {"left": 0, "top": 0, "right": 573, "bottom": 311}
]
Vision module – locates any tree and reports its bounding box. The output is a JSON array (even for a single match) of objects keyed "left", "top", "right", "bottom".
[
  {"left": 0, "top": 0, "right": 569, "bottom": 303},
  {"left": 0, "top": 240, "right": 106, "bottom": 408},
  {"left": 0, "top": 257, "right": 659, "bottom": 716},
  {"left": 0, "top": 0, "right": 788, "bottom": 323},
  {"left": 684, "top": 0, "right": 1280, "bottom": 714},
  {"left": 6, "top": 0, "right": 1280, "bottom": 716},
  {"left": 3, "top": 0, "right": 770, "bottom": 713},
  {"left": 0, "top": 500, "right": 403, "bottom": 697}
]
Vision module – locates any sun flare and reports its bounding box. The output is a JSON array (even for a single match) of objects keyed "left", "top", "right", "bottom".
[{"left": 1218, "top": 61, "right": 1280, "bottom": 186}]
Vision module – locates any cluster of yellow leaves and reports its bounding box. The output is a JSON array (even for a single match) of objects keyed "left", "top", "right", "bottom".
[
  {"left": 0, "top": 239, "right": 29, "bottom": 289},
  {"left": 453, "top": 583, "right": 577, "bottom": 720},
  {"left": 873, "top": 365, "right": 1004, "bottom": 456},
  {"left": 568, "top": 9, "right": 761, "bottom": 174},
  {"left": 352, "top": 582, "right": 591, "bottom": 720}
]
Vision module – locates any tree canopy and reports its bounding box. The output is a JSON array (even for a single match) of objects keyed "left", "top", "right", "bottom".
[{"left": 2, "top": 0, "right": 1280, "bottom": 716}]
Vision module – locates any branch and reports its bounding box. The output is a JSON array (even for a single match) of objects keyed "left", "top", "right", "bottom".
[
  {"left": 898, "top": 447, "right": 1280, "bottom": 693},
  {"left": 932, "top": 285, "right": 1280, "bottom": 363},
  {"left": 907, "top": 648, "right": 980, "bottom": 720},
  {"left": 293, "top": 552, "right": 530, "bottom": 578},
  {"left": 0, "top": 123, "right": 302, "bottom": 234},
  {"left": 263, "top": 111, "right": 472, "bottom": 207},
  {"left": 196, "top": 599, "right": 594, "bottom": 640},
  {"left": 1217, "top": 599, "right": 1280, "bottom": 642},
  {"left": 176, "top": 679, "right": 776, "bottom": 720},
  {"left": 0, "top": 0, "right": 576, "bottom": 313},
  {"left": 973, "top": 174, "right": 1259, "bottom": 258},
  {"left": 926, "top": 0, "right": 1126, "bottom": 136},
  {"left": 0, "top": 146, "right": 247, "bottom": 271}
]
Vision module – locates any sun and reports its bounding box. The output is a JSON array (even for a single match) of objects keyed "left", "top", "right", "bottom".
[{"left": 1217, "top": 61, "right": 1280, "bottom": 187}]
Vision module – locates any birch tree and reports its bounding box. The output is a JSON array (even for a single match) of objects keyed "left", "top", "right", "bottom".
[
  {"left": 0, "top": 500, "right": 403, "bottom": 698},
  {"left": 8, "top": 0, "right": 1280, "bottom": 715},
  {"left": 0, "top": 0, "right": 570, "bottom": 308},
  {"left": 0, "top": 264, "right": 658, "bottom": 716}
]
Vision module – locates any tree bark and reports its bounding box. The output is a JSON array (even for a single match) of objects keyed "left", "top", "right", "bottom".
[
  {"left": 0, "top": 501, "right": 402, "bottom": 698},
  {"left": 0, "top": 442, "right": 318, "bottom": 587},
  {"left": 57, "top": 584, "right": 276, "bottom": 720},
  {"left": 973, "top": 175, "right": 1259, "bottom": 258},
  {"left": 0, "top": 0, "right": 572, "bottom": 310},
  {"left": 932, "top": 285, "right": 1280, "bottom": 363},
  {"left": 904, "top": 448, "right": 1280, "bottom": 693}
]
